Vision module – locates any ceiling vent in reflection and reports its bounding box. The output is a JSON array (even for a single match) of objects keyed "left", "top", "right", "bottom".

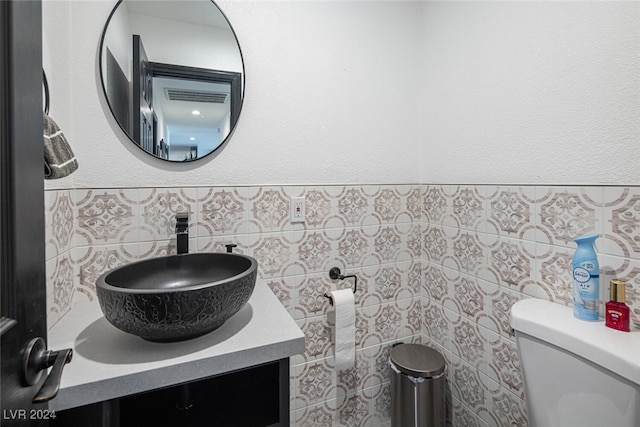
[{"left": 165, "top": 88, "right": 228, "bottom": 104}]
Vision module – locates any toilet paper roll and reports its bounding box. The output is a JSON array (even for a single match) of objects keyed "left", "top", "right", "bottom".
[{"left": 329, "top": 289, "right": 355, "bottom": 370}]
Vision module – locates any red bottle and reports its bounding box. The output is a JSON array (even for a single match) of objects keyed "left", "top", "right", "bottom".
[{"left": 605, "top": 280, "right": 630, "bottom": 332}]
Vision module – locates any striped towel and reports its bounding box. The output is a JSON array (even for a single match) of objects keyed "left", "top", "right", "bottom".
[{"left": 43, "top": 113, "right": 78, "bottom": 179}]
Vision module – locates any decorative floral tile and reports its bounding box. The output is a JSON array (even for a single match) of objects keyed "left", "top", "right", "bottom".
[
  {"left": 485, "top": 186, "right": 537, "bottom": 239},
  {"left": 454, "top": 275, "right": 485, "bottom": 320},
  {"left": 336, "top": 227, "right": 371, "bottom": 268},
  {"left": 407, "top": 260, "right": 423, "bottom": 298},
  {"left": 194, "top": 233, "right": 249, "bottom": 254},
  {"left": 335, "top": 351, "right": 370, "bottom": 398},
  {"left": 45, "top": 190, "right": 74, "bottom": 261},
  {"left": 368, "top": 343, "right": 393, "bottom": 388},
  {"left": 535, "top": 186, "right": 603, "bottom": 248},
  {"left": 294, "top": 273, "right": 332, "bottom": 320},
  {"left": 72, "top": 243, "right": 139, "bottom": 298},
  {"left": 369, "top": 382, "right": 392, "bottom": 427},
  {"left": 423, "top": 299, "right": 453, "bottom": 351},
  {"left": 452, "top": 320, "right": 487, "bottom": 366},
  {"left": 265, "top": 276, "right": 295, "bottom": 317},
  {"left": 338, "top": 187, "right": 372, "bottom": 227},
  {"left": 373, "top": 188, "right": 402, "bottom": 224},
  {"left": 373, "top": 226, "right": 403, "bottom": 263},
  {"left": 50, "top": 254, "right": 75, "bottom": 310},
  {"left": 603, "top": 187, "right": 640, "bottom": 260},
  {"left": 73, "top": 189, "right": 138, "bottom": 246},
  {"left": 370, "top": 185, "right": 418, "bottom": 225},
  {"left": 365, "top": 301, "right": 416, "bottom": 346},
  {"left": 449, "top": 185, "right": 486, "bottom": 232},
  {"left": 304, "top": 187, "right": 334, "bottom": 229},
  {"left": 138, "top": 238, "right": 175, "bottom": 259},
  {"left": 450, "top": 398, "right": 485, "bottom": 427},
  {"left": 451, "top": 231, "right": 486, "bottom": 275},
  {"left": 46, "top": 254, "right": 74, "bottom": 328},
  {"left": 423, "top": 262, "right": 450, "bottom": 302},
  {"left": 489, "top": 335, "right": 523, "bottom": 399},
  {"left": 137, "top": 188, "right": 197, "bottom": 242},
  {"left": 452, "top": 320, "right": 503, "bottom": 386},
  {"left": 247, "top": 231, "right": 300, "bottom": 278},
  {"left": 490, "top": 288, "right": 521, "bottom": 338},
  {"left": 337, "top": 226, "right": 384, "bottom": 268},
  {"left": 480, "top": 386, "right": 527, "bottom": 427},
  {"left": 353, "top": 309, "right": 371, "bottom": 350},
  {"left": 406, "top": 186, "right": 423, "bottom": 223},
  {"left": 196, "top": 187, "right": 248, "bottom": 237},
  {"left": 423, "top": 185, "right": 448, "bottom": 224},
  {"left": 486, "top": 236, "right": 536, "bottom": 291},
  {"left": 336, "top": 391, "right": 372, "bottom": 427},
  {"left": 451, "top": 360, "right": 486, "bottom": 413},
  {"left": 372, "top": 265, "right": 403, "bottom": 303},
  {"left": 293, "top": 358, "right": 336, "bottom": 409},
  {"left": 530, "top": 243, "right": 574, "bottom": 305},
  {"left": 297, "top": 230, "right": 336, "bottom": 274},
  {"left": 246, "top": 186, "right": 302, "bottom": 233},
  {"left": 297, "top": 316, "right": 332, "bottom": 363},
  {"left": 423, "top": 224, "right": 450, "bottom": 263},
  {"left": 365, "top": 186, "right": 398, "bottom": 227},
  {"left": 291, "top": 400, "right": 336, "bottom": 426}
]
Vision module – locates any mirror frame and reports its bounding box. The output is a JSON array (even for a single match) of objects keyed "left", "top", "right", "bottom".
[{"left": 98, "top": 0, "right": 245, "bottom": 162}]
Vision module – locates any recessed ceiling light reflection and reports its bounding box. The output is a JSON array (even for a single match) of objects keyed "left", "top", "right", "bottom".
[{"left": 191, "top": 110, "right": 201, "bottom": 116}]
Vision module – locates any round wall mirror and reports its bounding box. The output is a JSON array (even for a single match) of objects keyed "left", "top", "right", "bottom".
[{"left": 99, "top": 0, "right": 244, "bottom": 162}]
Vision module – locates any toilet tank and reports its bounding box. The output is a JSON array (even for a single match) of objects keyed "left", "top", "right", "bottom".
[{"left": 511, "top": 299, "right": 640, "bottom": 427}]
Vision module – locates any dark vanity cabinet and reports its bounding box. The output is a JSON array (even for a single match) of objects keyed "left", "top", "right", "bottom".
[{"left": 53, "top": 359, "right": 289, "bottom": 427}]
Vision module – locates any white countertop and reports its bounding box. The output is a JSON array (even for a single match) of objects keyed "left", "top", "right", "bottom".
[{"left": 47, "top": 282, "right": 305, "bottom": 412}]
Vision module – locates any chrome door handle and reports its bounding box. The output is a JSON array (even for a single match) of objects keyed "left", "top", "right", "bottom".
[{"left": 22, "top": 337, "right": 73, "bottom": 403}]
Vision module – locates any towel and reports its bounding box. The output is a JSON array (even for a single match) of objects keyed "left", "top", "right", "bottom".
[{"left": 43, "top": 113, "right": 78, "bottom": 179}]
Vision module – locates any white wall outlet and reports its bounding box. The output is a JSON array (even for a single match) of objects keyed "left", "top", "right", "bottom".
[{"left": 290, "top": 196, "right": 305, "bottom": 223}]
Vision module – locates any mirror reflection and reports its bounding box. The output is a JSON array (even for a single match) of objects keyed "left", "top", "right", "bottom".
[{"left": 100, "top": 0, "right": 244, "bottom": 161}]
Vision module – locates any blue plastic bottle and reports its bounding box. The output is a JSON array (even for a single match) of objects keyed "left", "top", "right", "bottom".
[{"left": 572, "top": 233, "right": 600, "bottom": 320}]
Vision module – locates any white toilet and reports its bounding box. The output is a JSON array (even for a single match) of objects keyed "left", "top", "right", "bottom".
[{"left": 510, "top": 298, "right": 640, "bottom": 427}]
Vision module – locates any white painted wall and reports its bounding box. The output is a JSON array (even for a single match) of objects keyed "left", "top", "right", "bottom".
[
  {"left": 420, "top": 1, "right": 640, "bottom": 185},
  {"left": 44, "top": 1, "right": 639, "bottom": 188},
  {"left": 128, "top": 12, "right": 242, "bottom": 73},
  {"left": 101, "top": 2, "right": 131, "bottom": 82},
  {"left": 42, "top": 0, "right": 423, "bottom": 189}
]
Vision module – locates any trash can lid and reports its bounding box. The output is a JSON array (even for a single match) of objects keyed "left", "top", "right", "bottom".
[{"left": 390, "top": 343, "right": 445, "bottom": 378}]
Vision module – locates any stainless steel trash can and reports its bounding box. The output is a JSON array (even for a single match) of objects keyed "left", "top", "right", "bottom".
[{"left": 390, "top": 343, "right": 446, "bottom": 427}]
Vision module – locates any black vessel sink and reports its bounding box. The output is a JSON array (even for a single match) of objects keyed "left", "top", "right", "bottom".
[{"left": 96, "top": 253, "right": 258, "bottom": 342}]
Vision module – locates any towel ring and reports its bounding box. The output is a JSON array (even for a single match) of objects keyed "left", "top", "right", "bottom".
[
  {"left": 43, "top": 69, "right": 50, "bottom": 115},
  {"left": 324, "top": 267, "right": 358, "bottom": 306}
]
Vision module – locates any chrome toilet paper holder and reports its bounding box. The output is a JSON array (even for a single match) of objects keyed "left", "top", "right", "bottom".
[{"left": 324, "top": 267, "right": 358, "bottom": 306}]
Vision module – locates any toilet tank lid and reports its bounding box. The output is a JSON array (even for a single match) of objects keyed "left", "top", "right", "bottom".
[{"left": 511, "top": 298, "right": 640, "bottom": 387}]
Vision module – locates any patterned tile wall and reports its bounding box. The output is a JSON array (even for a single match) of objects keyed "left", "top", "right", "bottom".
[
  {"left": 422, "top": 185, "right": 640, "bottom": 427},
  {"left": 45, "top": 184, "right": 422, "bottom": 427},
  {"left": 45, "top": 184, "right": 640, "bottom": 427}
]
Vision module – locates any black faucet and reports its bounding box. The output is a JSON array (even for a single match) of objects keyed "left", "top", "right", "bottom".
[{"left": 176, "top": 213, "right": 189, "bottom": 254}]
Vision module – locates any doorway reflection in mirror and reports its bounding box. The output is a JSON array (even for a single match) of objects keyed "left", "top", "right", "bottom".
[{"left": 99, "top": 0, "right": 244, "bottom": 162}]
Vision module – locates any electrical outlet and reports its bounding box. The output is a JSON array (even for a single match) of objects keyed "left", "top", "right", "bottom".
[{"left": 290, "top": 196, "right": 305, "bottom": 223}]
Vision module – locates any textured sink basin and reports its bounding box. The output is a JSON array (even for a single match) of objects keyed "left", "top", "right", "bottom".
[{"left": 96, "top": 253, "right": 258, "bottom": 342}]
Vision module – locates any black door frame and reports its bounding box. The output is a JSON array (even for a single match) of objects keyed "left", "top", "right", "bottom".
[
  {"left": 148, "top": 61, "right": 242, "bottom": 132},
  {"left": 1, "top": 0, "right": 48, "bottom": 422}
]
